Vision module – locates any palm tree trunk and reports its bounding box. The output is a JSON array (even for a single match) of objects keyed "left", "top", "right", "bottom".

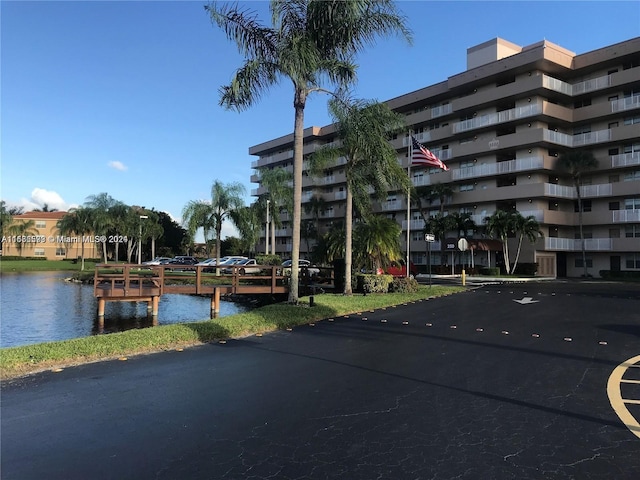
[
  {"left": 344, "top": 187, "right": 353, "bottom": 295},
  {"left": 512, "top": 234, "right": 524, "bottom": 274},
  {"left": 288, "top": 89, "right": 306, "bottom": 303},
  {"left": 271, "top": 216, "right": 275, "bottom": 256}
]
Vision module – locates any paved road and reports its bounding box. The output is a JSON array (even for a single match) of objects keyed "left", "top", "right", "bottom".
[{"left": 2, "top": 281, "right": 639, "bottom": 479}]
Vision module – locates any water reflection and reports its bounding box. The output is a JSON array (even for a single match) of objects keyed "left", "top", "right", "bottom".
[{"left": 0, "top": 271, "right": 248, "bottom": 348}]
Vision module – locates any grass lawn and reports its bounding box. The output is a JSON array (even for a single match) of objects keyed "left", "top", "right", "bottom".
[
  {"left": 0, "top": 285, "right": 466, "bottom": 380},
  {"left": 0, "top": 259, "right": 100, "bottom": 273}
]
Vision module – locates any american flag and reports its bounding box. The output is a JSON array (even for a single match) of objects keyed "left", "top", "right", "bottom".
[{"left": 411, "top": 135, "right": 449, "bottom": 171}]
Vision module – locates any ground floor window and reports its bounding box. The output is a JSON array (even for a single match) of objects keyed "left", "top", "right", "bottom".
[
  {"left": 34, "top": 248, "right": 45, "bottom": 257},
  {"left": 625, "top": 254, "right": 640, "bottom": 269},
  {"left": 575, "top": 257, "right": 593, "bottom": 268},
  {"left": 55, "top": 247, "right": 66, "bottom": 256}
]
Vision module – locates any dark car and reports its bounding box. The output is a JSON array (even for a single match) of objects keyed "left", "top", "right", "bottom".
[{"left": 168, "top": 256, "right": 198, "bottom": 265}]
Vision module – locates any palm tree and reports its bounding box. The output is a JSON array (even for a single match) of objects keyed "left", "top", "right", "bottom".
[
  {"left": 310, "top": 97, "right": 410, "bottom": 294},
  {"left": 484, "top": 210, "right": 516, "bottom": 274},
  {"left": 512, "top": 214, "right": 544, "bottom": 274},
  {"left": 449, "top": 211, "right": 476, "bottom": 238},
  {"left": 556, "top": 150, "right": 598, "bottom": 277},
  {"left": 304, "top": 194, "right": 327, "bottom": 241},
  {"left": 425, "top": 213, "right": 455, "bottom": 268},
  {"left": 84, "top": 193, "right": 122, "bottom": 263},
  {"left": 57, "top": 208, "right": 93, "bottom": 269},
  {"left": 207, "top": 0, "right": 412, "bottom": 302},
  {"left": 259, "top": 167, "right": 293, "bottom": 255},
  {"left": 301, "top": 219, "right": 317, "bottom": 255},
  {"left": 1, "top": 201, "right": 13, "bottom": 237},
  {"left": 355, "top": 216, "right": 403, "bottom": 273},
  {"left": 33, "top": 203, "right": 58, "bottom": 212},
  {"left": 5, "top": 219, "right": 38, "bottom": 257},
  {"left": 233, "top": 203, "right": 263, "bottom": 256},
  {"left": 182, "top": 181, "right": 245, "bottom": 272},
  {"left": 416, "top": 183, "right": 454, "bottom": 217}
]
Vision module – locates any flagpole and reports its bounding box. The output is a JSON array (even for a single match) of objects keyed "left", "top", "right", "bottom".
[{"left": 406, "top": 130, "right": 411, "bottom": 278}]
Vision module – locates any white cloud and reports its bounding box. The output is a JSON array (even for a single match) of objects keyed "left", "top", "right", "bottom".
[
  {"left": 29, "top": 188, "right": 73, "bottom": 211},
  {"left": 108, "top": 161, "right": 127, "bottom": 171}
]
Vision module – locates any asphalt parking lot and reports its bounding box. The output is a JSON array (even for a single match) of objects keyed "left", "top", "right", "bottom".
[{"left": 1, "top": 281, "right": 639, "bottom": 479}]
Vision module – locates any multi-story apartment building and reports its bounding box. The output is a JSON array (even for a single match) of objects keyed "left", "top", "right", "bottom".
[
  {"left": 1, "top": 211, "right": 100, "bottom": 260},
  {"left": 249, "top": 37, "right": 640, "bottom": 278}
]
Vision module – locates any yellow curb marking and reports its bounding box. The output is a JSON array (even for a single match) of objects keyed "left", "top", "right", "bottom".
[{"left": 607, "top": 355, "right": 640, "bottom": 439}]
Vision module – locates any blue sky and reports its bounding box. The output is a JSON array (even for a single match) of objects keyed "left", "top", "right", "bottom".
[{"left": 2, "top": 0, "right": 639, "bottom": 238}]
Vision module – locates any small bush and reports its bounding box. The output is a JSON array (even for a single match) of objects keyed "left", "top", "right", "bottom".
[
  {"left": 480, "top": 267, "right": 500, "bottom": 276},
  {"left": 356, "top": 274, "right": 393, "bottom": 293},
  {"left": 255, "top": 254, "right": 282, "bottom": 266},
  {"left": 389, "top": 277, "right": 419, "bottom": 293},
  {"left": 512, "top": 263, "right": 538, "bottom": 276},
  {"left": 0, "top": 256, "right": 48, "bottom": 261},
  {"left": 599, "top": 270, "right": 640, "bottom": 281}
]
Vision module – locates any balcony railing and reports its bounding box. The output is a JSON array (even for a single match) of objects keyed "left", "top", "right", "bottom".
[
  {"left": 545, "top": 237, "right": 613, "bottom": 251},
  {"left": 544, "top": 183, "right": 613, "bottom": 199},
  {"left": 381, "top": 201, "right": 401, "bottom": 211},
  {"left": 572, "top": 129, "right": 612, "bottom": 147},
  {"left": 431, "top": 104, "right": 452, "bottom": 118},
  {"left": 452, "top": 102, "right": 542, "bottom": 134},
  {"left": 611, "top": 95, "right": 640, "bottom": 113},
  {"left": 452, "top": 156, "right": 544, "bottom": 181},
  {"left": 613, "top": 210, "right": 640, "bottom": 223},
  {"left": 401, "top": 219, "right": 426, "bottom": 230},
  {"left": 612, "top": 152, "right": 640, "bottom": 168},
  {"left": 542, "top": 73, "right": 613, "bottom": 96}
]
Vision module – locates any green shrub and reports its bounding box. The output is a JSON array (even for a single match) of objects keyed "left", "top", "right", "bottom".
[
  {"left": 599, "top": 270, "right": 640, "bottom": 281},
  {"left": 255, "top": 254, "right": 282, "bottom": 266},
  {"left": 0, "top": 256, "right": 48, "bottom": 261},
  {"left": 480, "top": 267, "right": 500, "bottom": 276},
  {"left": 512, "top": 262, "right": 538, "bottom": 276},
  {"left": 356, "top": 274, "right": 393, "bottom": 293},
  {"left": 389, "top": 277, "right": 419, "bottom": 293}
]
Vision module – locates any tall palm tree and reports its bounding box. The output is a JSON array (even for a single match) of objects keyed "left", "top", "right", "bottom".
[
  {"left": 182, "top": 181, "right": 245, "bottom": 272},
  {"left": 484, "top": 210, "right": 516, "bottom": 274},
  {"left": 449, "top": 211, "right": 477, "bottom": 238},
  {"left": 57, "top": 208, "right": 93, "bottom": 269},
  {"left": 512, "top": 213, "right": 544, "bottom": 274},
  {"left": 259, "top": 167, "right": 293, "bottom": 255},
  {"left": 304, "top": 194, "right": 327, "bottom": 242},
  {"left": 233, "top": 203, "right": 263, "bottom": 256},
  {"left": 206, "top": 0, "right": 412, "bottom": 302},
  {"left": 84, "top": 193, "right": 122, "bottom": 263},
  {"left": 416, "top": 183, "right": 454, "bottom": 217},
  {"left": 5, "top": 219, "right": 38, "bottom": 257},
  {"left": 556, "top": 150, "right": 598, "bottom": 277},
  {"left": 310, "top": 97, "right": 410, "bottom": 294}
]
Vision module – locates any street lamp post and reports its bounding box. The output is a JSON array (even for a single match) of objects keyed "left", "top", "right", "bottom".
[
  {"left": 265, "top": 200, "right": 270, "bottom": 254},
  {"left": 138, "top": 215, "right": 148, "bottom": 264}
]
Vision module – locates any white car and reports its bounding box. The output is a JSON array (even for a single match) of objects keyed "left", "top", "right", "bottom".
[
  {"left": 222, "top": 258, "right": 262, "bottom": 275},
  {"left": 142, "top": 257, "right": 172, "bottom": 265},
  {"left": 281, "top": 259, "right": 320, "bottom": 277},
  {"left": 198, "top": 256, "right": 247, "bottom": 272}
]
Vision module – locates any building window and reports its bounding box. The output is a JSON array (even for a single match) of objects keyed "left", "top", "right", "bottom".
[
  {"left": 575, "top": 200, "right": 592, "bottom": 212},
  {"left": 625, "top": 225, "right": 640, "bottom": 238},
  {"left": 34, "top": 248, "right": 46, "bottom": 257},
  {"left": 575, "top": 230, "right": 593, "bottom": 239},
  {"left": 624, "top": 115, "right": 640, "bottom": 125},
  {"left": 623, "top": 143, "right": 640, "bottom": 154},
  {"left": 625, "top": 254, "right": 640, "bottom": 269},
  {"left": 575, "top": 258, "right": 593, "bottom": 268},
  {"left": 459, "top": 184, "right": 475, "bottom": 192},
  {"left": 574, "top": 98, "right": 592, "bottom": 108},
  {"left": 548, "top": 201, "right": 559, "bottom": 211},
  {"left": 609, "top": 201, "right": 620, "bottom": 210},
  {"left": 497, "top": 175, "right": 517, "bottom": 187},
  {"left": 625, "top": 198, "right": 640, "bottom": 210},
  {"left": 35, "top": 221, "right": 46, "bottom": 229},
  {"left": 609, "top": 228, "right": 620, "bottom": 238},
  {"left": 609, "top": 175, "right": 620, "bottom": 183},
  {"left": 55, "top": 247, "right": 66, "bottom": 256},
  {"left": 624, "top": 170, "right": 640, "bottom": 181}
]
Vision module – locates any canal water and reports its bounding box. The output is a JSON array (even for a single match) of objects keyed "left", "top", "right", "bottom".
[{"left": 0, "top": 271, "right": 248, "bottom": 348}]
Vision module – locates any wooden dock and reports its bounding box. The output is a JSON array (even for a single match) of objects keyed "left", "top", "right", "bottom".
[{"left": 93, "top": 263, "right": 291, "bottom": 318}]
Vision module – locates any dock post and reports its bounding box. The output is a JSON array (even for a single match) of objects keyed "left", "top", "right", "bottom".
[
  {"left": 152, "top": 296, "right": 159, "bottom": 316},
  {"left": 98, "top": 298, "right": 106, "bottom": 317},
  {"left": 211, "top": 287, "right": 220, "bottom": 318}
]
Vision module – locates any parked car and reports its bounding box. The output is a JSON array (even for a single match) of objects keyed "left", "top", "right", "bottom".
[
  {"left": 168, "top": 256, "right": 198, "bottom": 265},
  {"left": 386, "top": 260, "right": 418, "bottom": 278},
  {"left": 142, "top": 257, "right": 172, "bottom": 266},
  {"left": 281, "top": 259, "right": 320, "bottom": 277},
  {"left": 222, "top": 258, "right": 262, "bottom": 275},
  {"left": 198, "top": 256, "right": 248, "bottom": 273}
]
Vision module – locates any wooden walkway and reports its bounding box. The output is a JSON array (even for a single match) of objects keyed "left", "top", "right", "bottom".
[{"left": 93, "top": 264, "right": 290, "bottom": 317}]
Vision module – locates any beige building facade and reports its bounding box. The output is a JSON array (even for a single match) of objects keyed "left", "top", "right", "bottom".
[
  {"left": 249, "top": 37, "right": 640, "bottom": 278},
  {"left": 1, "top": 211, "right": 100, "bottom": 260}
]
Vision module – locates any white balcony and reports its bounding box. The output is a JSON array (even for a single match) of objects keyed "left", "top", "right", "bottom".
[
  {"left": 334, "top": 191, "right": 347, "bottom": 200},
  {"left": 381, "top": 201, "right": 401, "bottom": 211},
  {"left": 572, "top": 75, "right": 612, "bottom": 95},
  {"left": 452, "top": 156, "right": 544, "bottom": 181},
  {"left": 611, "top": 152, "right": 640, "bottom": 168},
  {"left": 573, "top": 129, "right": 612, "bottom": 147},
  {"left": 402, "top": 219, "right": 426, "bottom": 230},
  {"left": 431, "top": 104, "right": 452, "bottom": 118},
  {"left": 611, "top": 95, "right": 640, "bottom": 113},
  {"left": 452, "top": 102, "right": 542, "bottom": 134},
  {"left": 613, "top": 210, "right": 640, "bottom": 222},
  {"left": 545, "top": 237, "right": 613, "bottom": 251}
]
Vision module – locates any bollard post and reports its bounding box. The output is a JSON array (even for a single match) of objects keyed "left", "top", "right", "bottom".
[
  {"left": 462, "top": 269, "right": 466, "bottom": 286},
  {"left": 309, "top": 296, "right": 315, "bottom": 307}
]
